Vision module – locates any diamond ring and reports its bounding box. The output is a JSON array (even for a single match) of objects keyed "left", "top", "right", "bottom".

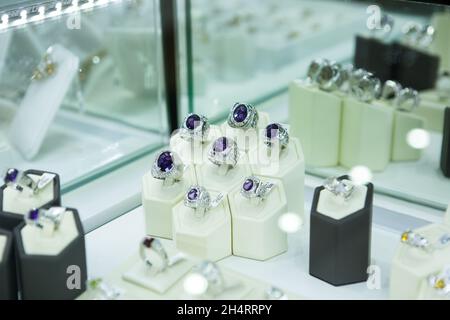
[
  {"left": 139, "top": 236, "right": 169, "bottom": 273},
  {"left": 208, "top": 137, "right": 239, "bottom": 174},
  {"left": 180, "top": 113, "right": 210, "bottom": 143},
  {"left": 396, "top": 88, "right": 420, "bottom": 112},
  {"left": 241, "top": 176, "right": 276, "bottom": 204},
  {"left": 184, "top": 186, "right": 224, "bottom": 217},
  {"left": 306, "top": 58, "right": 325, "bottom": 83},
  {"left": 3, "top": 169, "right": 55, "bottom": 196},
  {"left": 151, "top": 150, "right": 184, "bottom": 187},
  {"left": 428, "top": 266, "right": 450, "bottom": 296},
  {"left": 264, "top": 123, "right": 289, "bottom": 151},
  {"left": 25, "top": 207, "right": 66, "bottom": 235},
  {"left": 350, "top": 72, "right": 381, "bottom": 102},
  {"left": 227, "top": 102, "right": 259, "bottom": 130},
  {"left": 316, "top": 60, "right": 344, "bottom": 92},
  {"left": 323, "top": 176, "right": 355, "bottom": 201},
  {"left": 381, "top": 80, "right": 402, "bottom": 100},
  {"left": 400, "top": 230, "right": 433, "bottom": 252}
]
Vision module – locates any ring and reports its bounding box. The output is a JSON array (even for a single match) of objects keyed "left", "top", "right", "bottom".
[
  {"left": 316, "top": 60, "right": 344, "bottom": 92},
  {"left": 227, "top": 102, "right": 259, "bottom": 130},
  {"left": 25, "top": 207, "right": 66, "bottom": 235},
  {"left": 184, "top": 186, "right": 224, "bottom": 217},
  {"left": 265, "top": 286, "right": 288, "bottom": 300},
  {"left": 241, "top": 176, "right": 276, "bottom": 204},
  {"left": 151, "top": 150, "right": 184, "bottom": 187},
  {"left": 323, "top": 176, "right": 355, "bottom": 201},
  {"left": 417, "top": 25, "right": 435, "bottom": 48},
  {"left": 264, "top": 123, "right": 289, "bottom": 150},
  {"left": 428, "top": 266, "right": 450, "bottom": 296},
  {"left": 400, "top": 230, "right": 433, "bottom": 252},
  {"left": 192, "top": 261, "right": 226, "bottom": 297},
  {"left": 350, "top": 72, "right": 381, "bottom": 102},
  {"left": 3, "top": 169, "right": 55, "bottom": 195},
  {"left": 139, "top": 236, "right": 169, "bottom": 273},
  {"left": 402, "top": 22, "right": 422, "bottom": 45},
  {"left": 306, "top": 58, "right": 325, "bottom": 83},
  {"left": 180, "top": 113, "right": 210, "bottom": 143},
  {"left": 381, "top": 80, "right": 402, "bottom": 100},
  {"left": 396, "top": 88, "right": 420, "bottom": 112},
  {"left": 87, "top": 278, "right": 122, "bottom": 300},
  {"left": 31, "top": 47, "right": 57, "bottom": 81},
  {"left": 208, "top": 137, "right": 239, "bottom": 173}
]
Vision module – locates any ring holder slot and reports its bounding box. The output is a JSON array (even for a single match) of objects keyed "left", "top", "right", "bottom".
[{"left": 0, "top": 229, "right": 17, "bottom": 300}]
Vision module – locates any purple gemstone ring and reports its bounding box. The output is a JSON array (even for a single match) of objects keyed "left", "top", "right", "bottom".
[
  {"left": 184, "top": 186, "right": 224, "bottom": 217},
  {"left": 227, "top": 102, "right": 259, "bottom": 130},
  {"left": 3, "top": 168, "right": 36, "bottom": 195},
  {"left": 24, "top": 206, "right": 66, "bottom": 235},
  {"left": 180, "top": 113, "right": 210, "bottom": 143},
  {"left": 240, "top": 176, "right": 276, "bottom": 204},
  {"left": 208, "top": 137, "right": 239, "bottom": 173},
  {"left": 151, "top": 150, "right": 184, "bottom": 186},
  {"left": 264, "top": 123, "right": 289, "bottom": 150}
]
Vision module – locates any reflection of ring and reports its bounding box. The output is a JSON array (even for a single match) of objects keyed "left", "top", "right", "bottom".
[
  {"left": 31, "top": 47, "right": 57, "bottom": 81},
  {"left": 428, "top": 266, "right": 450, "bottom": 296},
  {"left": 323, "top": 176, "right": 355, "bottom": 201},
  {"left": 381, "top": 80, "right": 402, "bottom": 100},
  {"left": 87, "top": 278, "right": 122, "bottom": 300},
  {"left": 400, "top": 230, "right": 432, "bottom": 252},
  {"left": 151, "top": 150, "right": 184, "bottom": 187},
  {"left": 139, "top": 236, "right": 169, "bottom": 272},
  {"left": 227, "top": 103, "right": 259, "bottom": 130},
  {"left": 316, "top": 61, "right": 344, "bottom": 92},
  {"left": 264, "top": 123, "right": 289, "bottom": 150},
  {"left": 180, "top": 113, "right": 210, "bottom": 143},
  {"left": 25, "top": 207, "right": 66, "bottom": 234},
  {"left": 192, "top": 261, "right": 225, "bottom": 297},
  {"left": 350, "top": 72, "right": 381, "bottom": 102},
  {"left": 265, "top": 286, "right": 288, "bottom": 300},
  {"left": 241, "top": 176, "right": 276, "bottom": 203},
  {"left": 208, "top": 137, "right": 239, "bottom": 171},
  {"left": 184, "top": 186, "right": 224, "bottom": 217},
  {"left": 396, "top": 88, "right": 419, "bottom": 112}
]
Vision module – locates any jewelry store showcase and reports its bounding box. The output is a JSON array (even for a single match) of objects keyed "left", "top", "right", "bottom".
[{"left": 1, "top": 0, "right": 450, "bottom": 304}]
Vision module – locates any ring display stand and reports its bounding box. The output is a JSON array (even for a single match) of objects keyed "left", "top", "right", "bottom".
[
  {"left": 288, "top": 80, "right": 341, "bottom": 167},
  {"left": 389, "top": 223, "right": 450, "bottom": 300},
  {"left": 391, "top": 110, "right": 425, "bottom": 162},
  {"left": 413, "top": 96, "right": 446, "bottom": 133},
  {"left": 228, "top": 177, "right": 288, "bottom": 261},
  {"left": 248, "top": 137, "right": 305, "bottom": 217},
  {"left": 142, "top": 166, "right": 197, "bottom": 239},
  {"left": 441, "top": 107, "right": 450, "bottom": 177},
  {"left": 14, "top": 209, "right": 87, "bottom": 300},
  {"left": 0, "top": 229, "right": 17, "bottom": 300},
  {"left": 340, "top": 97, "right": 393, "bottom": 171},
  {"left": 430, "top": 12, "right": 450, "bottom": 72},
  {"left": 309, "top": 176, "right": 373, "bottom": 286},
  {"left": 172, "top": 191, "right": 232, "bottom": 261},
  {"left": 0, "top": 170, "right": 61, "bottom": 231}
]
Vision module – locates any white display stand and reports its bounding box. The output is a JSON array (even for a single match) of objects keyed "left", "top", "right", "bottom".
[
  {"left": 21, "top": 210, "right": 78, "bottom": 256},
  {"left": 2, "top": 174, "right": 56, "bottom": 215},
  {"left": 169, "top": 125, "right": 223, "bottom": 165},
  {"left": 390, "top": 223, "right": 450, "bottom": 300},
  {"left": 8, "top": 44, "right": 80, "bottom": 159},
  {"left": 248, "top": 137, "right": 305, "bottom": 217},
  {"left": 430, "top": 12, "right": 450, "bottom": 72},
  {"left": 414, "top": 94, "right": 447, "bottom": 132},
  {"left": 228, "top": 177, "right": 288, "bottom": 261},
  {"left": 221, "top": 112, "right": 270, "bottom": 153},
  {"left": 122, "top": 246, "right": 193, "bottom": 294},
  {"left": 316, "top": 185, "right": 368, "bottom": 220},
  {"left": 172, "top": 191, "right": 232, "bottom": 261},
  {"left": 340, "top": 97, "right": 394, "bottom": 171},
  {"left": 288, "top": 80, "right": 342, "bottom": 167},
  {"left": 142, "top": 166, "right": 197, "bottom": 239},
  {"left": 0, "top": 235, "right": 6, "bottom": 263},
  {"left": 391, "top": 110, "right": 425, "bottom": 162},
  {"left": 196, "top": 151, "right": 251, "bottom": 196}
]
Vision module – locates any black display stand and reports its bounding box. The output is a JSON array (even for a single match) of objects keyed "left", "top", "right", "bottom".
[
  {"left": 391, "top": 42, "right": 440, "bottom": 91},
  {"left": 14, "top": 208, "right": 87, "bottom": 300},
  {"left": 309, "top": 175, "right": 374, "bottom": 286},
  {"left": 353, "top": 35, "right": 394, "bottom": 83},
  {"left": 0, "top": 229, "right": 17, "bottom": 300},
  {"left": 442, "top": 107, "right": 450, "bottom": 178},
  {"left": 0, "top": 170, "right": 61, "bottom": 231}
]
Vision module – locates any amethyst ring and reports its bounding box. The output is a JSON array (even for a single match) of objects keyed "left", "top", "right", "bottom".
[
  {"left": 241, "top": 176, "right": 276, "bottom": 204},
  {"left": 25, "top": 207, "right": 66, "bottom": 235},
  {"left": 264, "top": 123, "right": 289, "bottom": 150},
  {"left": 3, "top": 168, "right": 54, "bottom": 196},
  {"left": 180, "top": 113, "right": 210, "bottom": 143},
  {"left": 184, "top": 186, "right": 224, "bottom": 217},
  {"left": 208, "top": 137, "right": 239, "bottom": 174},
  {"left": 151, "top": 150, "right": 184, "bottom": 187},
  {"left": 227, "top": 102, "right": 259, "bottom": 130}
]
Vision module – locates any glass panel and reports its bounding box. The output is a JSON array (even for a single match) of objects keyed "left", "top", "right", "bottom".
[
  {"left": 0, "top": 0, "right": 167, "bottom": 192},
  {"left": 180, "top": 0, "right": 450, "bottom": 210}
]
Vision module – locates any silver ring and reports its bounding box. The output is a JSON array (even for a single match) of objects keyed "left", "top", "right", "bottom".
[
  {"left": 139, "top": 236, "right": 169, "bottom": 272},
  {"left": 428, "top": 266, "right": 450, "bottom": 296},
  {"left": 2, "top": 169, "right": 54, "bottom": 195},
  {"left": 184, "top": 186, "right": 224, "bottom": 217},
  {"left": 192, "top": 261, "right": 225, "bottom": 297},
  {"left": 350, "top": 72, "right": 381, "bottom": 102},
  {"left": 400, "top": 230, "right": 433, "bottom": 252},
  {"left": 208, "top": 137, "right": 239, "bottom": 173},
  {"left": 151, "top": 150, "right": 184, "bottom": 187},
  {"left": 323, "top": 176, "right": 355, "bottom": 201},
  {"left": 264, "top": 123, "right": 289, "bottom": 150},
  {"left": 180, "top": 113, "right": 210, "bottom": 143},
  {"left": 241, "top": 176, "right": 276, "bottom": 204},
  {"left": 402, "top": 22, "right": 422, "bottom": 46},
  {"left": 316, "top": 60, "right": 344, "bottom": 92},
  {"left": 396, "top": 88, "right": 420, "bottom": 112},
  {"left": 25, "top": 207, "right": 66, "bottom": 234},
  {"left": 87, "top": 278, "right": 122, "bottom": 300},
  {"left": 227, "top": 102, "right": 259, "bottom": 130},
  {"left": 417, "top": 25, "right": 435, "bottom": 48},
  {"left": 306, "top": 58, "right": 325, "bottom": 83},
  {"left": 381, "top": 80, "right": 402, "bottom": 100}
]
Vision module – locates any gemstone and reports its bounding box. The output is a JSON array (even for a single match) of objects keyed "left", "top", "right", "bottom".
[
  {"left": 213, "top": 137, "right": 228, "bottom": 153},
  {"left": 28, "top": 208, "right": 39, "bottom": 221},
  {"left": 435, "top": 278, "right": 446, "bottom": 290},
  {"left": 232, "top": 104, "right": 248, "bottom": 123},
  {"left": 4, "top": 168, "right": 19, "bottom": 183},
  {"left": 265, "top": 123, "right": 280, "bottom": 139},
  {"left": 243, "top": 179, "right": 254, "bottom": 191},
  {"left": 401, "top": 231, "right": 409, "bottom": 242},
  {"left": 157, "top": 151, "right": 174, "bottom": 172},
  {"left": 186, "top": 114, "right": 201, "bottom": 130},
  {"left": 143, "top": 237, "right": 154, "bottom": 248},
  {"left": 187, "top": 188, "right": 199, "bottom": 201}
]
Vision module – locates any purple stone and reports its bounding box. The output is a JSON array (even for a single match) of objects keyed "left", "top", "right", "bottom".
[
  {"left": 157, "top": 151, "right": 174, "bottom": 172},
  {"left": 243, "top": 179, "right": 254, "bottom": 191},
  {"left": 4, "top": 168, "right": 19, "bottom": 183},
  {"left": 213, "top": 137, "right": 228, "bottom": 153},
  {"left": 266, "top": 123, "right": 280, "bottom": 139},
  {"left": 28, "top": 208, "right": 39, "bottom": 221},
  {"left": 233, "top": 104, "right": 248, "bottom": 123},
  {"left": 187, "top": 188, "right": 199, "bottom": 201},
  {"left": 186, "top": 114, "right": 201, "bottom": 130},
  {"left": 143, "top": 237, "right": 154, "bottom": 248}
]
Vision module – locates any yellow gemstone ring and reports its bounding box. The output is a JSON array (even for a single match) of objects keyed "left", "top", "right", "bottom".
[
  {"left": 31, "top": 47, "right": 57, "bottom": 81},
  {"left": 400, "top": 230, "right": 433, "bottom": 252},
  {"left": 428, "top": 267, "right": 450, "bottom": 296}
]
